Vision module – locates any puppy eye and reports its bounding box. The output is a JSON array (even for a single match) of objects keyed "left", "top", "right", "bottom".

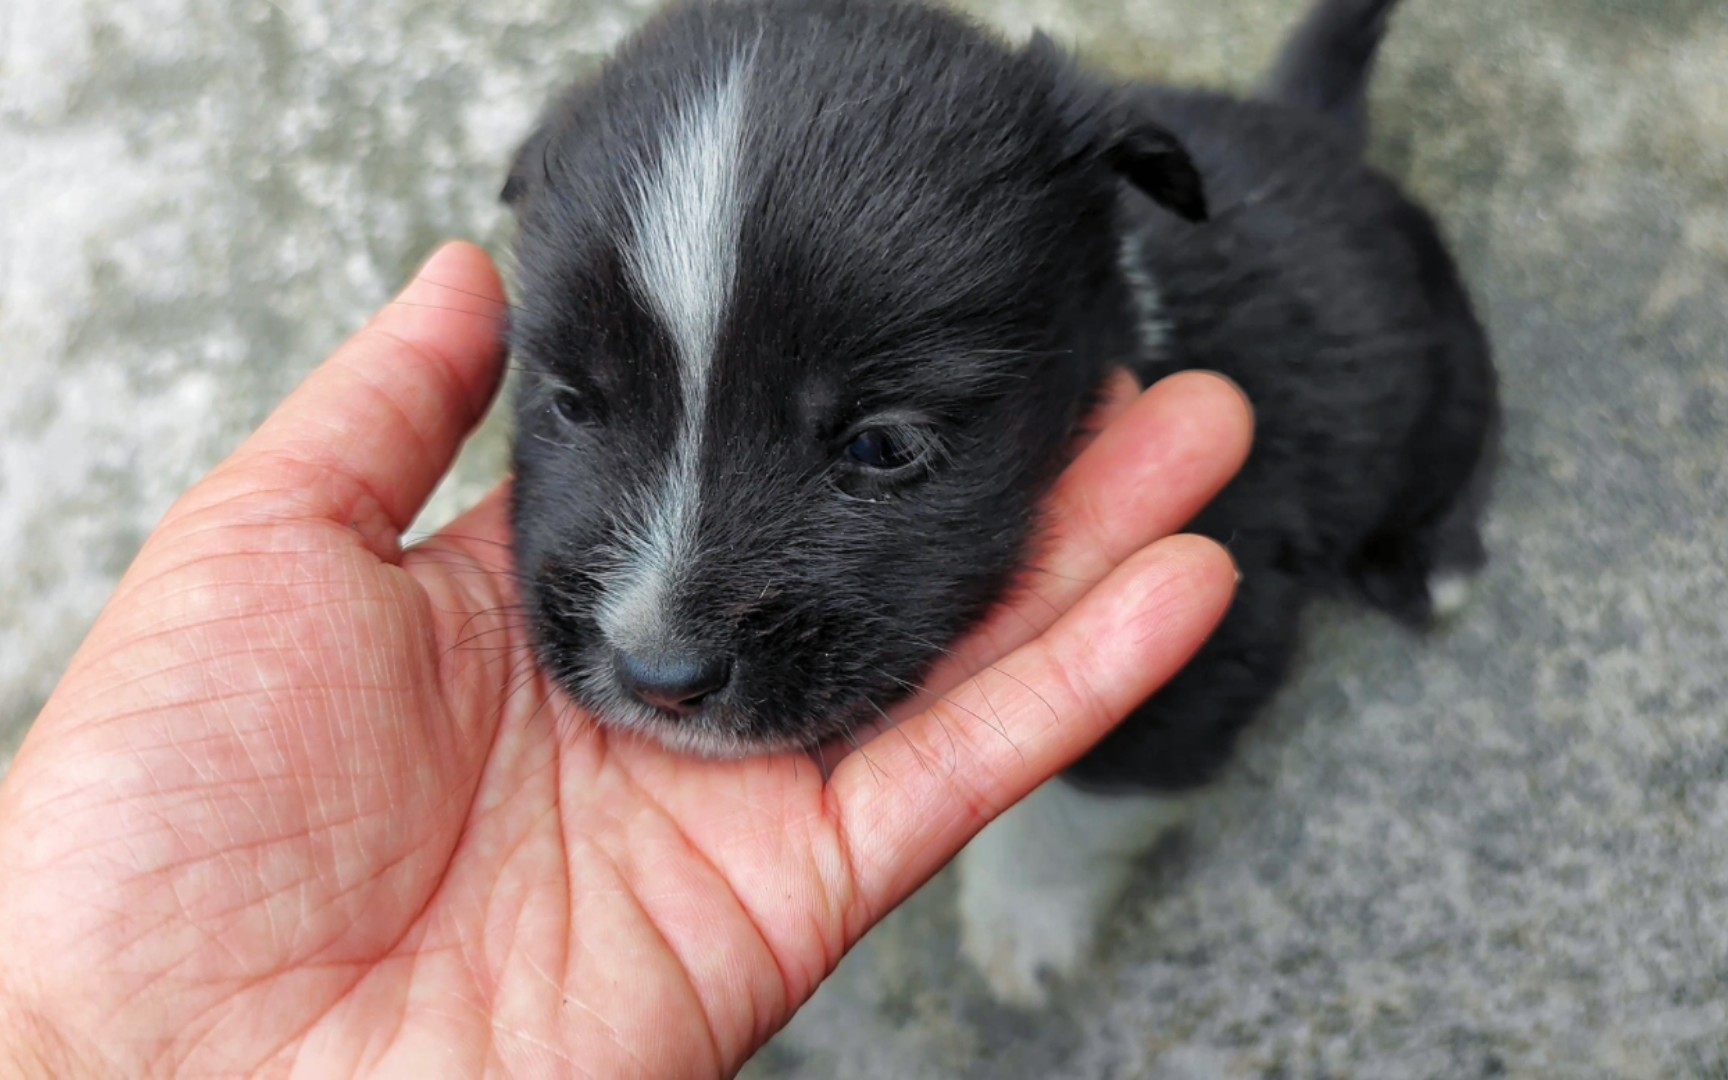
[
  {"left": 844, "top": 428, "right": 916, "bottom": 471},
  {"left": 833, "top": 420, "right": 936, "bottom": 498},
  {"left": 550, "top": 385, "right": 593, "bottom": 426}
]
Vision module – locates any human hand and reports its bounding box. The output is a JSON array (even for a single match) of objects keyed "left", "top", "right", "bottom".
[{"left": 0, "top": 242, "right": 1251, "bottom": 1077}]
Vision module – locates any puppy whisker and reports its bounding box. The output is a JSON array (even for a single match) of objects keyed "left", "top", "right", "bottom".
[
  {"left": 417, "top": 276, "right": 522, "bottom": 311},
  {"left": 875, "top": 668, "right": 1019, "bottom": 760},
  {"left": 384, "top": 300, "right": 512, "bottom": 325}
]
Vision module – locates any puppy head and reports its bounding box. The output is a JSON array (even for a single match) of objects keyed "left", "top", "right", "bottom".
[{"left": 503, "top": 0, "right": 1204, "bottom": 755}]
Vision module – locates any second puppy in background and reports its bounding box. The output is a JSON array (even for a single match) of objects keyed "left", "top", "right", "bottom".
[
  {"left": 500, "top": 0, "right": 1497, "bottom": 1006},
  {"left": 954, "top": 0, "right": 1498, "bottom": 1005}
]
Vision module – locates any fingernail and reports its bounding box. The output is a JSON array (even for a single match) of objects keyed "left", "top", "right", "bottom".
[{"left": 1194, "top": 369, "right": 1253, "bottom": 412}]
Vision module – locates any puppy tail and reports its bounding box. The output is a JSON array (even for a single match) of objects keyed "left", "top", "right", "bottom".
[{"left": 1260, "top": 0, "right": 1402, "bottom": 154}]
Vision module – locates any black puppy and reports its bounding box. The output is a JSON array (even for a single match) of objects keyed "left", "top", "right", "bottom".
[{"left": 501, "top": 0, "right": 1496, "bottom": 1004}]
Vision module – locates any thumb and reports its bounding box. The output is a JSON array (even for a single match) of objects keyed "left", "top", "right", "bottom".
[{"left": 202, "top": 241, "right": 509, "bottom": 551}]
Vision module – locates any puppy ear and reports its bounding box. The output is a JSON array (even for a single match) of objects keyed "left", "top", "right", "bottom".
[
  {"left": 1026, "top": 32, "right": 1209, "bottom": 224},
  {"left": 501, "top": 123, "right": 550, "bottom": 206},
  {"left": 1103, "top": 121, "right": 1208, "bottom": 223}
]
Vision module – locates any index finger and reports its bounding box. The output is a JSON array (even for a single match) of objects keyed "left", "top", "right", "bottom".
[
  {"left": 214, "top": 241, "right": 510, "bottom": 539},
  {"left": 829, "top": 532, "right": 1237, "bottom": 925}
]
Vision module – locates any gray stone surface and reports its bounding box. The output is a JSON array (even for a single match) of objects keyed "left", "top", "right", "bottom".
[{"left": 3, "top": 0, "right": 1726, "bottom": 1075}]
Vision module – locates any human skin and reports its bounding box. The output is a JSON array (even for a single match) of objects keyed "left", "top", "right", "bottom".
[{"left": 0, "top": 241, "right": 1250, "bottom": 1078}]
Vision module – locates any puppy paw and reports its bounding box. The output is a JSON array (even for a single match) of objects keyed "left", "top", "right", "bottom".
[
  {"left": 953, "top": 780, "right": 1186, "bottom": 1008},
  {"left": 957, "top": 868, "right": 1093, "bottom": 1007}
]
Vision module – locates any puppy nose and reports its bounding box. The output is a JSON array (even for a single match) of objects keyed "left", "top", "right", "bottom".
[{"left": 613, "top": 650, "right": 732, "bottom": 715}]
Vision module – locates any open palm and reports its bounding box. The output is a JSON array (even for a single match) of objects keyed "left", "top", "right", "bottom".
[{"left": 0, "top": 243, "right": 1249, "bottom": 1078}]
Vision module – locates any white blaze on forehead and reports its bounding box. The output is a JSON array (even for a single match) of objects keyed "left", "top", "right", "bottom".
[
  {"left": 601, "top": 57, "right": 753, "bottom": 652},
  {"left": 629, "top": 56, "right": 754, "bottom": 385}
]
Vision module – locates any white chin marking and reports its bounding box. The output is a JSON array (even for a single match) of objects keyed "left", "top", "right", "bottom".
[
  {"left": 1428, "top": 570, "right": 1475, "bottom": 619},
  {"left": 617, "top": 710, "right": 812, "bottom": 760},
  {"left": 602, "top": 55, "right": 754, "bottom": 653},
  {"left": 956, "top": 779, "right": 1187, "bottom": 1007},
  {"left": 627, "top": 717, "right": 764, "bottom": 760}
]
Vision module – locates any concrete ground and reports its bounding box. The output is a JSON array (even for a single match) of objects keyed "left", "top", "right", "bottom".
[{"left": 4, "top": 0, "right": 1725, "bottom": 1075}]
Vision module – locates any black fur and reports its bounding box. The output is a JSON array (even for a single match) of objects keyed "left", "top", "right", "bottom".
[
  {"left": 502, "top": 0, "right": 1497, "bottom": 777},
  {"left": 1067, "top": 1, "right": 1498, "bottom": 791},
  {"left": 1260, "top": 0, "right": 1400, "bottom": 154}
]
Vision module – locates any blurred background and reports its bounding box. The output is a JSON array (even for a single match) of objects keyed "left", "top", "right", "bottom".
[{"left": 3, "top": 0, "right": 1725, "bottom": 1075}]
